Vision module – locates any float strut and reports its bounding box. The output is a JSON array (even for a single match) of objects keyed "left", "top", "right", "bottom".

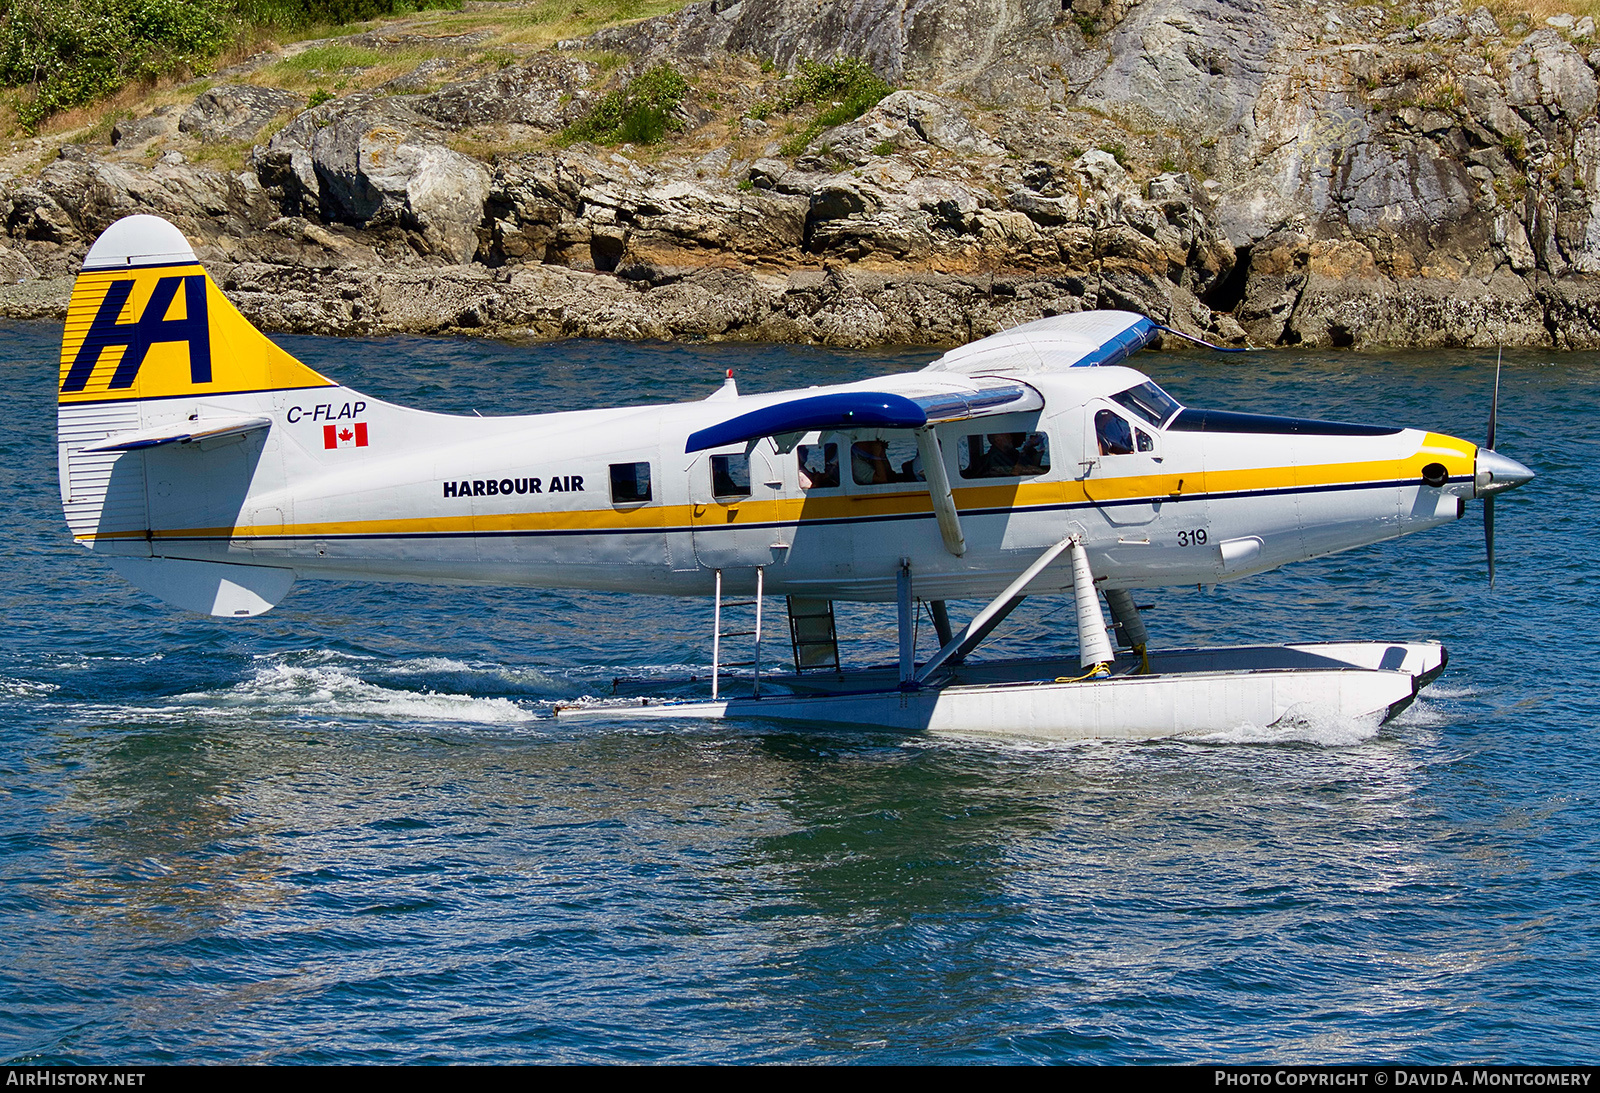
[
  {"left": 929, "top": 600, "right": 954, "bottom": 646},
  {"left": 897, "top": 559, "right": 915, "bottom": 688},
  {"left": 712, "top": 568, "right": 723, "bottom": 701},
  {"left": 1102, "top": 587, "right": 1150, "bottom": 674},
  {"left": 914, "top": 536, "right": 1077, "bottom": 685},
  {"left": 1070, "top": 539, "right": 1114, "bottom": 676}
]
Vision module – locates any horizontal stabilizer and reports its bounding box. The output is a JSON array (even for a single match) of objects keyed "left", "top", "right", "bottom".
[
  {"left": 79, "top": 414, "right": 271, "bottom": 453},
  {"left": 106, "top": 557, "right": 295, "bottom": 617}
]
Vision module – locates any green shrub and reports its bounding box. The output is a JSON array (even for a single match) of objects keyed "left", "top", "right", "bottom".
[
  {"left": 231, "top": 0, "right": 456, "bottom": 30},
  {"left": 308, "top": 85, "right": 332, "bottom": 106},
  {"left": 0, "top": 0, "right": 461, "bottom": 132},
  {"left": 761, "top": 55, "right": 890, "bottom": 156},
  {"left": 0, "top": 0, "right": 231, "bottom": 128},
  {"left": 563, "top": 62, "right": 688, "bottom": 145},
  {"left": 774, "top": 56, "right": 889, "bottom": 117}
]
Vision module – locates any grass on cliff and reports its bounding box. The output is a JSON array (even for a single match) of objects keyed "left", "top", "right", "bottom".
[
  {"left": 404, "top": 0, "right": 689, "bottom": 44},
  {"left": 744, "top": 56, "right": 892, "bottom": 156},
  {"left": 1490, "top": 0, "right": 1600, "bottom": 23},
  {"left": 561, "top": 61, "right": 687, "bottom": 145}
]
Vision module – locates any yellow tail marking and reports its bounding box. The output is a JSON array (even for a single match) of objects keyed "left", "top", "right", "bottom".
[{"left": 59, "top": 266, "right": 335, "bottom": 404}]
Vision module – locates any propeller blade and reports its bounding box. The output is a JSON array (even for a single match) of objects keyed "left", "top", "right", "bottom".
[
  {"left": 1485, "top": 496, "right": 1495, "bottom": 588},
  {"left": 1484, "top": 347, "right": 1502, "bottom": 587},
  {"left": 1488, "top": 347, "right": 1501, "bottom": 451}
]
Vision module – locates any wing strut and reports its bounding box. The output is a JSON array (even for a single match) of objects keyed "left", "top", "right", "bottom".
[{"left": 915, "top": 426, "right": 965, "bottom": 557}]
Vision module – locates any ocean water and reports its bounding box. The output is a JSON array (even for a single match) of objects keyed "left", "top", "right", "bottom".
[{"left": 0, "top": 321, "right": 1593, "bottom": 1064}]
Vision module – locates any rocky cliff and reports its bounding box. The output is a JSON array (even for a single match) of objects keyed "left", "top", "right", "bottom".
[{"left": 4, "top": 0, "right": 1600, "bottom": 350}]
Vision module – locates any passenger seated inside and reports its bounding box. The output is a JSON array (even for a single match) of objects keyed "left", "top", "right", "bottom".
[
  {"left": 1095, "top": 410, "right": 1135, "bottom": 456},
  {"left": 798, "top": 443, "right": 840, "bottom": 489},
  {"left": 851, "top": 439, "right": 894, "bottom": 485},
  {"left": 961, "top": 432, "right": 1050, "bottom": 478}
]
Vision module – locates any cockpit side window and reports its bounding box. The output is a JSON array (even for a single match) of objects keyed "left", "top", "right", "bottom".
[
  {"left": 1096, "top": 410, "right": 1135, "bottom": 456},
  {"left": 1136, "top": 427, "right": 1154, "bottom": 453},
  {"left": 1112, "top": 381, "right": 1182, "bottom": 428}
]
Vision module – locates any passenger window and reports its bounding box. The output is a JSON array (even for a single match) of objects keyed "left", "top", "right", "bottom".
[
  {"left": 958, "top": 432, "right": 1050, "bottom": 479},
  {"left": 1095, "top": 410, "right": 1134, "bottom": 456},
  {"left": 851, "top": 436, "right": 924, "bottom": 486},
  {"left": 710, "top": 454, "right": 750, "bottom": 500},
  {"left": 609, "top": 461, "right": 652, "bottom": 503},
  {"left": 798, "top": 443, "right": 839, "bottom": 489}
]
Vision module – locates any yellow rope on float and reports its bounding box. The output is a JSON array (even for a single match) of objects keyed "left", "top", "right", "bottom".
[{"left": 1056, "top": 662, "right": 1113, "bottom": 683}]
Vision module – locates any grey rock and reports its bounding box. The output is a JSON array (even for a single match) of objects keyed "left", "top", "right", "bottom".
[
  {"left": 808, "top": 90, "right": 1007, "bottom": 163},
  {"left": 1466, "top": 7, "right": 1500, "bottom": 39},
  {"left": 260, "top": 96, "right": 489, "bottom": 262},
  {"left": 1076, "top": 0, "right": 1279, "bottom": 138},
  {"left": 1417, "top": 13, "right": 1467, "bottom": 41},
  {"left": 381, "top": 57, "right": 459, "bottom": 94},
  {"left": 590, "top": 0, "right": 1102, "bottom": 103},
  {"left": 112, "top": 108, "right": 176, "bottom": 147},
  {"left": 869, "top": 91, "right": 1006, "bottom": 156},
  {"left": 1506, "top": 30, "right": 1598, "bottom": 119},
  {"left": 7, "top": 1, "right": 1600, "bottom": 350},
  {"left": 0, "top": 242, "right": 38, "bottom": 282},
  {"left": 180, "top": 85, "right": 305, "bottom": 143},
  {"left": 1289, "top": 261, "right": 1548, "bottom": 349},
  {"left": 409, "top": 55, "right": 598, "bottom": 129}
]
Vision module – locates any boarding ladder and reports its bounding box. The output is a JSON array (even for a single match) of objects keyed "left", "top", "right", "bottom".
[
  {"left": 786, "top": 597, "right": 841, "bottom": 676},
  {"left": 711, "top": 568, "right": 765, "bottom": 700}
]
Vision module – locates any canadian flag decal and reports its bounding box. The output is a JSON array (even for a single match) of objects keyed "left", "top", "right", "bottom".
[{"left": 324, "top": 422, "right": 368, "bottom": 449}]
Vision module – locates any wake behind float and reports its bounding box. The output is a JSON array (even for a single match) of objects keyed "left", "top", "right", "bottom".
[{"left": 57, "top": 214, "right": 1530, "bottom": 741}]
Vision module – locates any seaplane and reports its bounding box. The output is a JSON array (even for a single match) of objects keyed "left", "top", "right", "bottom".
[{"left": 55, "top": 214, "right": 1534, "bottom": 740}]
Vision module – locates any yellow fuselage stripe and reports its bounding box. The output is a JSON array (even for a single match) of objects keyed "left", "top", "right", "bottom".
[{"left": 75, "top": 436, "right": 1477, "bottom": 542}]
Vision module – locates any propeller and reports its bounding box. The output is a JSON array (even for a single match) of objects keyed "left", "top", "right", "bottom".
[{"left": 1486, "top": 349, "right": 1499, "bottom": 587}]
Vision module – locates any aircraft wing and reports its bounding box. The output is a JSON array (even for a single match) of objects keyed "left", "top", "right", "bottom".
[
  {"left": 922, "top": 310, "right": 1159, "bottom": 376},
  {"left": 685, "top": 374, "right": 1042, "bottom": 453}
]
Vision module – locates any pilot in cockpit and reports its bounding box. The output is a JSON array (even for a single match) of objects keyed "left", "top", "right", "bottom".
[{"left": 1095, "top": 411, "right": 1135, "bottom": 456}]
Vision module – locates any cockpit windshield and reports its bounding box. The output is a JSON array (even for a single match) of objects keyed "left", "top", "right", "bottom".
[{"left": 1112, "top": 381, "right": 1183, "bottom": 428}]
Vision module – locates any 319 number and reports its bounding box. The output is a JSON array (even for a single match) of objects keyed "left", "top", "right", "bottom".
[{"left": 1177, "top": 528, "right": 1208, "bottom": 547}]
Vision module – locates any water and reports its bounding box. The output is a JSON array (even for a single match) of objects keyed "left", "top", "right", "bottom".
[{"left": 1, "top": 322, "right": 1594, "bottom": 1064}]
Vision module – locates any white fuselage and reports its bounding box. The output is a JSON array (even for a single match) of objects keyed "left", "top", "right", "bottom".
[{"left": 61, "top": 365, "right": 1479, "bottom": 603}]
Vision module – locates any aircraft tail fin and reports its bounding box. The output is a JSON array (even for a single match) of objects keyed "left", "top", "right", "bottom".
[
  {"left": 57, "top": 215, "right": 320, "bottom": 615},
  {"left": 59, "top": 215, "right": 335, "bottom": 407}
]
